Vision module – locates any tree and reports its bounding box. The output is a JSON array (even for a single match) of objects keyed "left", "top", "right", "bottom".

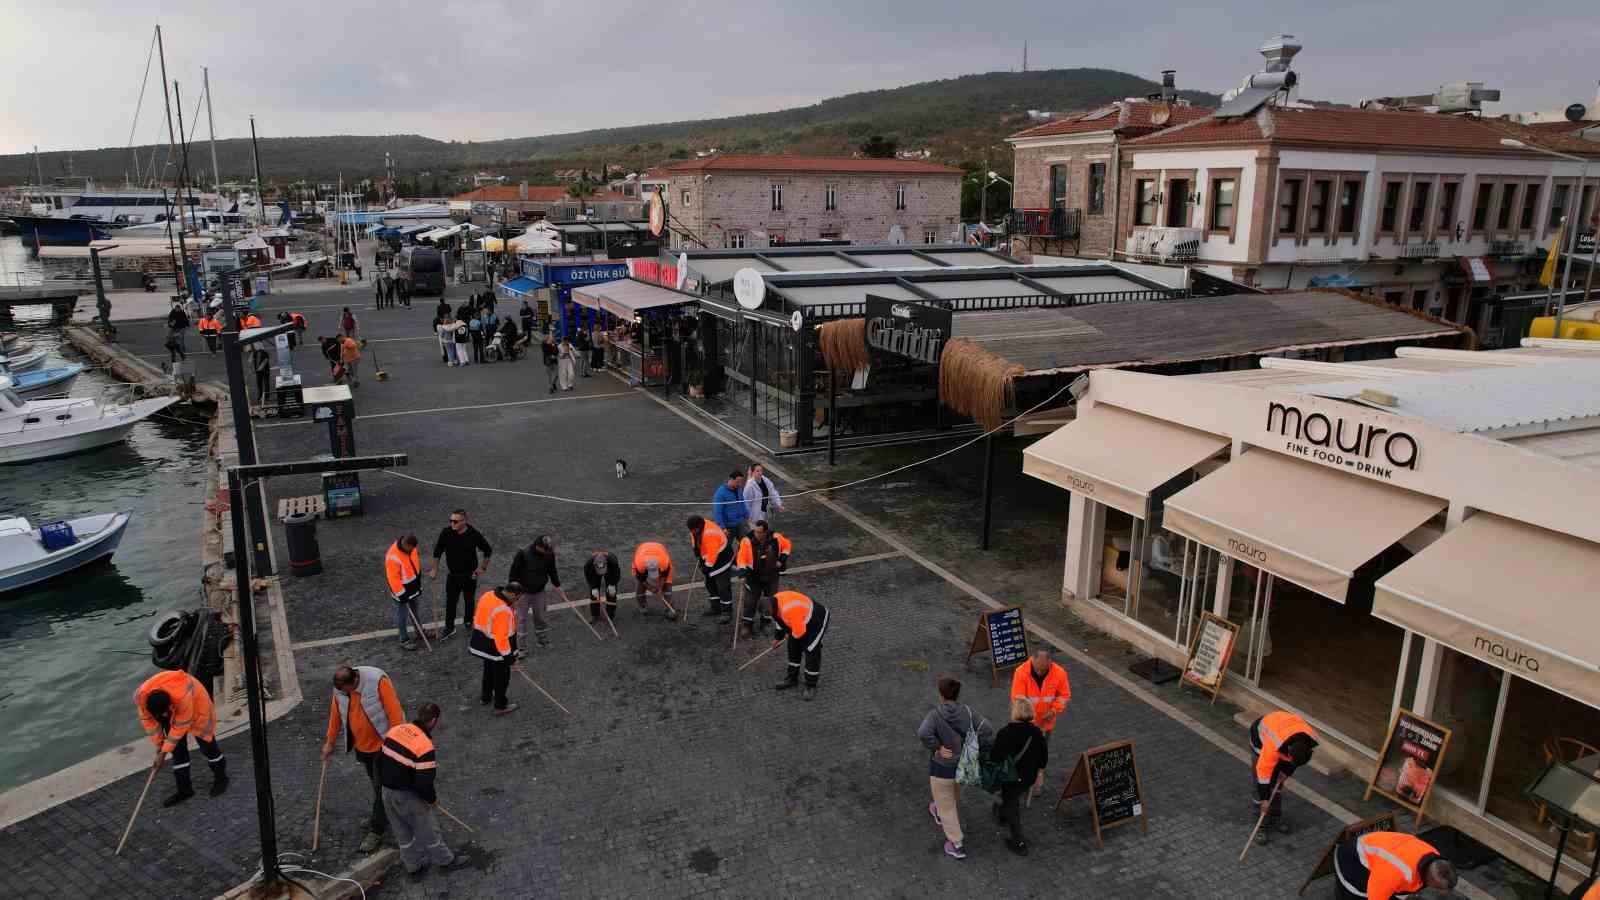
[
  {"left": 566, "top": 181, "right": 596, "bottom": 199},
  {"left": 859, "top": 135, "right": 898, "bottom": 158}
]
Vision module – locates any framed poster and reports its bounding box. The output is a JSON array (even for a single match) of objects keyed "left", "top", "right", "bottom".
[
  {"left": 964, "top": 605, "right": 1028, "bottom": 686},
  {"left": 1181, "top": 611, "right": 1239, "bottom": 703},
  {"left": 1365, "top": 708, "right": 1453, "bottom": 829}
]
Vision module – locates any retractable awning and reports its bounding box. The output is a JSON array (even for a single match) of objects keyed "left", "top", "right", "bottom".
[
  {"left": 1374, "top": 513, "right": 1600, "bottom": 707},
  {"left": 570, "top": 279, "right": 696, "bottom": 319},
  {"left": 1162, "top": 450, "right": 1446, "bottom": 603},
  {"left": 1022, "top": 404, "right": 1229, "bottom": 519},
  {"left": 500, "top": 276, "right": 537, "bottom": 297}
]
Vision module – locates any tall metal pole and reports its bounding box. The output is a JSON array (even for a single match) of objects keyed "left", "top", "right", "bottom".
[
  {"left": 156, "top": 27, "right": 190, "bottom": 299},
  {"left": 249, "top": 116, "right": 266, "bottom": 229},
  {"left": 174, "top": 82, "right": 201, "bottom": 280},
  {"left": 1553, "top": 162, "right": 1588, "bottom": 338},
  {"left": 221, "top": 300, "right": 275, "bottom": 578},
  {"left": 204, "top": 67, "right": 221, "bottom": 195},
  {"left": 979, "top": 434, "right": 997, "bottom": 550},
  {"left": 33, "top": 145, "right": 44, "bottom": 196}
]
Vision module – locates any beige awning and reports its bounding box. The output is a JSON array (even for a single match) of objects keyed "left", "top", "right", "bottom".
[
  {"left": 1374, "top": 514, "right": 1600, "bottom": 708},
  {"left": 1022, "top": 404, "right": 1229, "bottom": 519},
  {"left": 1162, "top": 450, "right": 1446, "bottom": 603}
]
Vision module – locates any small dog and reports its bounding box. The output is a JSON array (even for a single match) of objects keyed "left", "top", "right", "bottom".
[{"left": 615, "top": 459, "right": 628, "bottom": 479}]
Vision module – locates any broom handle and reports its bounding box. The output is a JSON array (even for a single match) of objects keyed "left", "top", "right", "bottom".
[
  {"left": 311, "top": 756, "right": 329, "bottom": 852},
  {"left": 514, "top": 666, "right": 574, "bottom": 716},
  {"left": 434, "top": 803, "right": 474, "bottom": 833},
  {"left": 738, "top": 642, "right": 779, "bottom": 671},
  {"left": 1239, "top": 779, "right": 1284, "bottom": 863},
  {"left": 115, "top": 762, "right": 161, "bottom": 856}
]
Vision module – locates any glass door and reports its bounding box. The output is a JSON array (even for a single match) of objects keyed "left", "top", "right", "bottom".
[{"left": 1226, "top": 564, "right": 1273, "bottom": 684}]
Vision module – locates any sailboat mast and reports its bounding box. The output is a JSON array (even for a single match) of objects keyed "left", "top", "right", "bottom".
[
  {"left": 204, "top": 67, "right": 221, "bottom": 195},
  {"left": 249, "top": 116, "right": 265, "bottom": 229},
  {"left": 155, "top": 24, "right": 189, "bottom": 299}
]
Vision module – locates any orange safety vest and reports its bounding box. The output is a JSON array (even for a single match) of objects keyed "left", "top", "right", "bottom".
[
  {"left": 774, "top": 590, "right": 817, "bottom": 639},
  {"left": 135, "top": 670, "right": 217, "bottom": 753},
  {"left": 339, "top": 336, "right": 361, "bottom": 363},
  {"left": 379, "top": 722, "right": 438, "bottom": 800},
  {"left": 385, "top": 540, "right": 421, "bottom": 597},
  {"left": 1254, "top": 710, "right": 1316, "bottom": 787},
  {"left": 735, "top": 532, "right": 791, "bottom": 571},
  {"left": 1351, "top": 832, "right": 1440, "bottom": 900},
  {"left": 693, "top": 521, "right": 730, "bottom": 571},
  {"left": 241, "top": 314, "right": 262, "bottom": 328},
  {"left": 197, "top": 316, "right": 220, "bottom": 335},
  {"left": 1011, "top": 661, "right": 1072, "bottom": 733},
  {"left": 326, "top": 666, "right": 403, "bottom": 754},
  {"left": 1582, "top": 879, "right": 1600, "bottom": 900},
  {"left": 289, "top": 312, "right": 306, "bottom": 329},
  {"left": 469, "top": 590, "right": 517, "bottom": 661},
  {"left": 632, "top": 542, "right": 673, "bottom": 582}
]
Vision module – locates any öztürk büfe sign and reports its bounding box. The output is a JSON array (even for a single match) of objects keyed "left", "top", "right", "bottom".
[
  {"left": 1057, "top": 740, "right": 1149, "bottom": 848},
  {"left": 1181, "top": 612, "right": 1239, "bottom": 703},
  {"left": 965, "top": 606, "right": 1028, "bottom": 685},
  {"left": 863, "top": 295, "right": 950, "bottom": 364},
  {"left": 1365, "top": 709, "right": 1452, "bottom": 827}
]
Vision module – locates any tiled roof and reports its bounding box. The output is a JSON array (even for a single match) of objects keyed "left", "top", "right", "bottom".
[
  {"left": 1127, "top": 106, "right": 1600, "bottom": 157},
  {"left": 659, "top": 155, "right": 960, "bottom": 175},
  {"left": 451, "top": 186, "right": 635, "bottom": 203},
  {"left": 1009, "top": 102, "right": 1214, "bottom": 140}
]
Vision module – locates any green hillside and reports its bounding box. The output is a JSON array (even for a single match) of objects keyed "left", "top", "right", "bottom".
[{"left": 0, "top": 68, "right": 1217, "bottom": 189}]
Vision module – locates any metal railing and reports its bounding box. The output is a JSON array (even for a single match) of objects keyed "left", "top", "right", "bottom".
[
  {"left": 1488, "top": 239, "right": 1526, "bottom": 257},
  {"left": 801, "top": 287, "right": 1185, "bottom": 321},
  {"left": 1399, "top": 241, "right": 1439, "bottom": 259},
  {"left": 1008, "top": 207, "right": 1082, "bottom": 240}
]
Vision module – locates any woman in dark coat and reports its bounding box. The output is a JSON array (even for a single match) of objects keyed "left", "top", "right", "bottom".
[{"left": 990, "top": 697, "right": 1049, "bottom": 856}]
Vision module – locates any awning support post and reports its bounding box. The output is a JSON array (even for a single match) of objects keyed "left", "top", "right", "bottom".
[
  {"left": 980, "top": 434, "right": 997, "bottom": 550},
  {"left": 828, "top": 369, "right": 837, "bottom": 466}
]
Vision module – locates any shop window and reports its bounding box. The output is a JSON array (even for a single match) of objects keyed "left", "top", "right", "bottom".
[
  {"left": 1430, "top": 646, "right": 1505, "bottom": 804},
  {"left": 1548, "top": 184, "right": 1570, "bottom": 230},
  {"left": 922, "top": 227, "right": 939, "bottom": 244},
  {"left": 681, "top": 189, "right": 691, "bottom": 207},
  {"left": 768, "top": 232, "right": 785, "bottom": 246},
  {"left": 1050, "top": 165, "right": 1068, "bottom": 211},
  {"left": 824, "top": 183, "right": 837, "bottom": 211},
  {"left": 1380, "top": 181, "right": 1404, "bottom": 233},
  {"left": 1209, "top": 177, "right": 1236, "bottom": 232},
  {"left": 1485, "top": 677, "right": 1600, "bottom": 851},
  {"left": 1437, "top": 181, "right": 1459, "bottom": 234},
  {"left": 1384, "top": 290, "right": 1405, "bottom": 306},
  {"left": 1519, "top": 183, "right": 1540, "bottom": 231},
  {"left": 1472, "top": 180, "right": 1495, "bottom": 232},
  {"left": 1337, "top": 179, "right": 1362, "bottom": 235},
  {"left": 1088, "top": 163, "right": 1106, "bottom": 215},
  {"left": 895, "top": 183, "right": 907, "bottom": 210},
  {"left": 1308, "top": 179, "right": 1332, "bottom": 234},
  {"left": 1278, "top": 178, "right": 1303, "bottom": 235},
  {"left": 818, "top": 230, "right": 840, "bottom": 241},
  {"left": 1496, "top": 183, "right": 1518, "bottom": 231},
  {"left": 1133, "top": 179, "right": 1156, "bottom": 226},
  {"left": 770, "top": 183, "right": 783, "bottom": 212},
  {"left": 727, "top": 231, "right": 746, "bottom": 249},
  {"left": 1411, "top": 289, "right": 1429, "bottom": 311},
  {"left": 1407, "top": 181, "right": 1431, "bottom": 235},
  {"left": 1166, "top": 178, "right": 1192, "bottom": 227}
]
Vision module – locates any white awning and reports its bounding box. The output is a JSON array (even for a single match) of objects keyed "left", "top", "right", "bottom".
[
  {"left": 1022, "top": 404, "right": 1229, "bottom": 518},
  {"left": 570, "top": 279, "right": 695, "bottom": 319},
  {"left": 1162, "top": 450, "right": 1446, "bottom": 603},
  {"left": 1374, "top": 513, "right": 1600, "bottom": 708}
]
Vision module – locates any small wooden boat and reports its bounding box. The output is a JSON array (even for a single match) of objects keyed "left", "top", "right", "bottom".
[{"left": 0, "top": 511, "right": 131, "bottom": 593}]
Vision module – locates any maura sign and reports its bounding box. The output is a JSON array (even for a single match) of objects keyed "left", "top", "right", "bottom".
[{"left": 864, "top": 295, "right": 950, "bottom": 364}]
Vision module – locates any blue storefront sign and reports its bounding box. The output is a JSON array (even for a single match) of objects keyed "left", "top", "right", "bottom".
[{"left": 519, "top": 259, "right": 628, "bottom": 336}]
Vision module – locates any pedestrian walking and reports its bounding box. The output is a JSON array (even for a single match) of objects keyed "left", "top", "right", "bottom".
[
  {"left": 734, "top": 519, "right": 790, "bottom": 636},
  {"left": 428, "top": 509, "right": 493, "bottom": 639},
  {"left": 341, "top": 306, "right": 358, "bottom": 339},
  {"left": 685, "top": 515, "right": 735, "bottom": 621},
  {"left": 1247, "top": 710, "right": 1318, "bottom": 844},
  {"left": 990, "top": 697, "right": 1048, "bottom": 856},
  {"left": 506, "top": 535, "right": 560, "bottom": 650},
  {"left": 135, "top": 670, "right": 228, "bottom": 807},
  {"left": 558, "top": 338, "right": 577, "bottom": 390},
  {"left": 250, "top": 346, "right": 272, "bottom": 410},
  {"left": 575, "top": 328, "right": 592, "bottom": 377},
  {"left": 435, "top": 316, "right": 456, "bottom": 366},
  {"left": 339, "top": 333, "right": 363, "bottom": 387},
  {"left": 541, "top": 335, "right": 560, "bottom": 394},
  {"left": 741, "top": 463, "right": 784, "bottom": 526},
  {"left": 374, "top": 273, "right": 386, "bottom": 309},
  {"left": 771, "top": 590, "right": 829, "bottom": 700},
  {"left": 588, "top": 325, "right": 605, "bottom": 372},
  {"left": 713, "top": 470, "right": 750, "bottom": 543},
  {"left": 519, "top": 300, "right": 535, "bottom": 337},
  {"left": 322, "top": 665, "right": 406, "bottom": 852},
  {"left": 165, "top": 300, "right": 190, "bottom": 362},
  {"left": 1332, "top": 831, "right": 1456, "bottom": 900},
  {"left": 197, "top": 311, "right": 221, "bottom": 353},
  {"left": 582, "top": 550, "right": 621, "bottom": 628},
  {"left": 385, "top": 534, "right": 425, "bottom": 650},
  {"left": 1010, "top": 648, "right": 1071, "bottom": 739},
  {"left": 469, "top": 313, "right": 484, "bottom": 364},
  {"left": 452, "top": 317, "right": 472, "bottom": 366},
  {"left": 469, "top": 584, "right": 522, "bottom": 716},
  {"left": 398, "top": 276, "right": 411, "bottom": 308},
  {"left": 378, "top": 703, "right": 472, "bottom": 882},
  {"left": 436, "top": 298, "right": 452, "bottom": 323},
  {"left": 631, "top": 541, "right": 675, "bottom": 619},
  {"left": 917, "top": 677, "right": 993, "bottom": 860},
  {"left": 320, "top": 335, "right": 342, "bottom": 381}
]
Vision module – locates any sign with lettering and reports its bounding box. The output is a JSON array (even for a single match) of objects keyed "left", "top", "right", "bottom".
[
  {"left": 1264, "top": 401, "right": 1420, "bottom": 481},
  {"left": 964, "top": 605, "right": 1028, "bottom": 686},
  {"left": 864, "top": 295, "right": 950, "bottom": 365},
  {"left": 1057, "top": 740, "right": 1149, "bottom": 848},
  {"left": 1181, "top": 612, "right": 1239, "bottom": 703},
  {"left": 1296, "top": 812, "right": 1398, "bottom": 895},
  {"left": 1365, "top": 709, "right": 1452, "bottom": 828}
]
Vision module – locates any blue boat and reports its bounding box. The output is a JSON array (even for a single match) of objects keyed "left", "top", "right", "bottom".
[
  {"left": 6, "top": 363, "right": 85, "bottom": 398},
  {"left": 0, "top": 511, "right": 131, "bottom": 594},
  {"left": 4, "top": 215, "right": 121, "bottom": 246}
]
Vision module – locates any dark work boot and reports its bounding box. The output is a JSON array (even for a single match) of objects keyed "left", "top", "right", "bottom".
[
  {"left": 163, "top": 768, "right": 196, "bottom": 807},
  {"left": 208, "top": 757, "right": 229, "bottom": 797}
]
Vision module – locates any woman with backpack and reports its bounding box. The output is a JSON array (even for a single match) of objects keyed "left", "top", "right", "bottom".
[
  {"left": 991, "top": 697, "right": 1049, "bottom": 856},
  {"left": 917, "top": 676, "right": 993, "bottom": 860},
  {"left": 453, "top": 316, "right": 472, "bottom": 366}
]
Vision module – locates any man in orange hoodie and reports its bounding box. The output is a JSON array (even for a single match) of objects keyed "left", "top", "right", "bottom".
[
  {"left": 321, "top": 665, "right": 406, "bottom": 852},
  {"left": 1010, "top": 648, "right": 1071, "bottom": 739},
  {"left": 136, "top": 669, "right": 226, "bottom": 806},
  {"left": 339, "top": 333, "right": 363, "bottom": 388}
]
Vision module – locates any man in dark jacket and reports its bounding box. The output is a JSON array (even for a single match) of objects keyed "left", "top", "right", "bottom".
[
  {"left": 582, "top": 550, "right": 621, "bottom": 628},
  {"left": 734, "top": 520, "right": 790, "bottom": 637},
  {"left": 541, "top": 336, "right": 560, "bottom": 394},
  {"left": 378, "top": 702, "right": 469, "bottom": 881},
  {"left": 507, "top": 535, "right": 561, "bottom": 650},
  {"left": 427, "top": 509, "right": 493, "bottom": 640}
]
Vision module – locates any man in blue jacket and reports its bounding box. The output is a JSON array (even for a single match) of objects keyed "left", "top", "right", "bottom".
[{"left": 713, "top": 470, "right": 750, "bottom": 543}]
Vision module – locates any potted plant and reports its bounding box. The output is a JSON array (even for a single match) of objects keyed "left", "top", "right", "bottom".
[{"left": 687, "top": 368, "right": 705, "bottom": 398}]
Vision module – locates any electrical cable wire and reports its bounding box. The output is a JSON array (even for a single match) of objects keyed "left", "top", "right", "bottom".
[{"left": 383, "top": 378, "right": 1074, "bottom": 507}]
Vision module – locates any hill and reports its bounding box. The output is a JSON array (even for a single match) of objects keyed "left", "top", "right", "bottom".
[{"left": 0, "top": 68, "right": 1218, "bottom": 189}]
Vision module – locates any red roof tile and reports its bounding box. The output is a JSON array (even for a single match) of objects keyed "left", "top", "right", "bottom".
[
  {"left": 659, "top": 154, "right": 960, "bottom": 175},
  {"left": 1009, "top": 102, "right": 1214, "bottom": 139},
  {"left": 451, "top": 185, "right": 637, "bottom": 203}
]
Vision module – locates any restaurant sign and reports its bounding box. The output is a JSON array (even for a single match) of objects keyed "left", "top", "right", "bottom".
[
  {"left": 1264, "top": 401, "right": 1419, "bottom": 481},
  {"left": 864, "top": 295, "right": 950, "bottom": 365}
]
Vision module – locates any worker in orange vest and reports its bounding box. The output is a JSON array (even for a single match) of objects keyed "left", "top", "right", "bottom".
[
  {"left": 771, "top": 590, "right": 829, "bottom": 701},
  {"left": 1248, "top": 709, "right": 1319, "bottom": 844},
  {"left": 1332, "top": 830, "right": 1456, "bottom": 900},
  {"left": 378, "top": 703, "right": 471, "bottom": 882},
  {"left": 240, "top": 311, "right": 263, "bottom": 329},
  {"left": 1010, "top": 647, "right": 1071, "bottom": 739},
  {"left": 631, "top": 541, "right": 675, "bottom": 619},
  {"left": 1570, "top": 876, "right": 1599, "bottom": 900},
  {"left": 469, "top": 583, "right": 523, "bottom": 716},
  {"left": 338, "top": 333, "right": 363, "bottom": 388},
  {"left": 135, "top": 669, "right": 227, "bottom": 806},
  {"left": 196, "top": 313, "right": 222, "bottom": 353},
  {"left": 385, "top": 534, "right": 425, "bottom": 650},
  {"left": 322, "top": 665, "right": 405, "bottom": 852},
  {"left": 685, "top": 514, "right": 734, "bottom": 622},
  {"left": 734, "top": 519, "right": 791, "bottom": 637}
]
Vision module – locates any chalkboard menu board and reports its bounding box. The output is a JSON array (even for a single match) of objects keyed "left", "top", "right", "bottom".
[
  {"left": 1056, "top": 740, "right": 1149, "bottom": 847},
  {"left": 1297, "top": 812, "right": 1397, "bottom": 895},
  {"left": 1181, "top": 612, "right": 1239, "bottom": 703},
  {"left": 1366, "top": 709, "right": 1452, "bottom": 828},
  {"left": 964, "top": 606, "right": 1029, "bottom": 686}
]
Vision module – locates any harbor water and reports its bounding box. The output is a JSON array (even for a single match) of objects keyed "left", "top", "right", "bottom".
[{"left": 0, "top": 240, "right": 210, "bottom": 791}]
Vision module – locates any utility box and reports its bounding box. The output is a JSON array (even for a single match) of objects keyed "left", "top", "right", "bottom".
[{"left": 304, "top": 385, "right": 361, "bottom": 518}]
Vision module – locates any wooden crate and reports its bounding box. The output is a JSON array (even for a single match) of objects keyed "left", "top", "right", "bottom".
[{"left": 277, "top": 495, "right": 326, "bottom": 521}]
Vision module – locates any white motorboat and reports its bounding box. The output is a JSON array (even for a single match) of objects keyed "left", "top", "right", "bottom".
[
  {"left": 0, "top": 377, "right": 178, "bottom": 465},
  {"left": 0, "top": 511, "right": 130, "bottom": 593},
  {"left": 0, "top": 347, "right": 45, "bottom": 371}
]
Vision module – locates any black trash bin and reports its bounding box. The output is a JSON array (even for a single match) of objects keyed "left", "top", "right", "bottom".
[{"left": 283, "top": 511, "right": 323, "bottom": 576}]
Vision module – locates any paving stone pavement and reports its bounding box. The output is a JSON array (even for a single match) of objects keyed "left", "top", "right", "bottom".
[{"left": 0, "top": 273, "right": 1544, "bottom": 898}]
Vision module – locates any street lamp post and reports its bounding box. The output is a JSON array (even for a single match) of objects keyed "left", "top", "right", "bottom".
[{"left": 1502, "top": 138, "right": 1590, "bottom": 336}]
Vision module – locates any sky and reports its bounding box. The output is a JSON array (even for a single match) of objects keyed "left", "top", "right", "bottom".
[{"left": 2, "top": 0, "right": 1597, "bottom": 154}]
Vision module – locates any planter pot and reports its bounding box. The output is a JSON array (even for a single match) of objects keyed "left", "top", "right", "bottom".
[
  {"left": 688, "top": 384, "right": 705, "bottom": 399},
  {"left": 779, "top": 428, "right": 798, "bottom": 449}
]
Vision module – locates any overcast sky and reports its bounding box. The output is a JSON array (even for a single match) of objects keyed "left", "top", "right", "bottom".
[{"left": 3, "top": 0, "right": 1596, "bottom": 155}]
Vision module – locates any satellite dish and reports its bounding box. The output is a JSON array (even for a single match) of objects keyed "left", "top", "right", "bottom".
[
  {"left": 733, "top": 268, "right": 766, "bottom": 310},
  {"left": 1151, "top": 103, "right": 1171, "bottom": 126},
  {"left": 646, "top": 191, "right": 666, "bottom": 237},
  {"left": 790, "top": 310, "right": 803, "bottom": 332},
  {"left": 1567, "top": 103, "right": 1589, "bottom": 123}
]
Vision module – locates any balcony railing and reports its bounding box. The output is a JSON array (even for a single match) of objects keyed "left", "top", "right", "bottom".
[
  {"left": 1009, "top": 207, "right": 1082, "bottom": 240},
  {"left": 1125, "top": 226, "right": 1202, "bottom": 263},
  {"left": 1399, "top": 241, "right": 1439, "bottom": 260},
  {"left": 1488, "top": 239, "right": 1527, "bottom": 258}
]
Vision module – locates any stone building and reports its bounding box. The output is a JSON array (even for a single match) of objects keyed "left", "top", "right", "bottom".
[{"left": 653, "top": 155, "right": 961, "bottom": 250}]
